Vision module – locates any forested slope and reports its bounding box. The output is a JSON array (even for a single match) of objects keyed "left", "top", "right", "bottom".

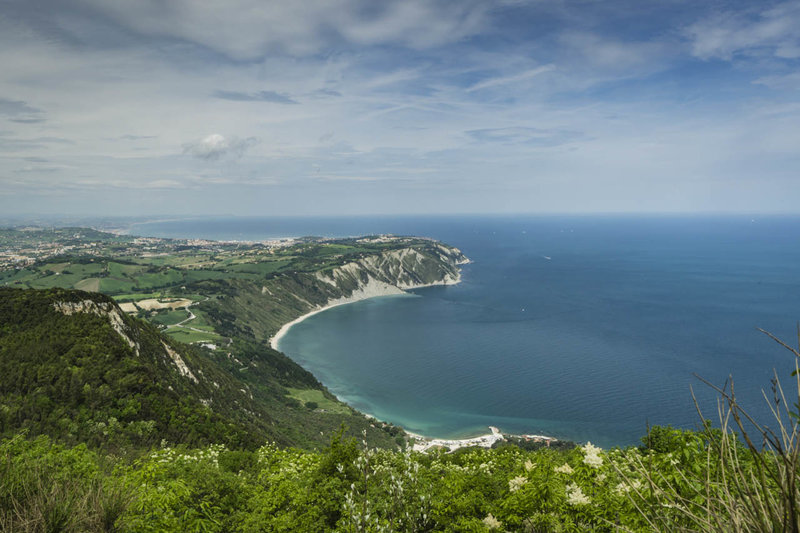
[{"left": 0, "top": 288, "right": 401, "bottom": 450}]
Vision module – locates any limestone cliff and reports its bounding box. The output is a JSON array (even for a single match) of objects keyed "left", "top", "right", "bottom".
[
  {"left": 196, "top": 240, "right": 470, "bottom": 345},
  {"left": 315, "top": 242, "right": 468, "bottom": 298}
]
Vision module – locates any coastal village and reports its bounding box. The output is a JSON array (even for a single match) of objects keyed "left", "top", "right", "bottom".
[{"left": 0, "top": 227, "right": 295, "bottom": 270}]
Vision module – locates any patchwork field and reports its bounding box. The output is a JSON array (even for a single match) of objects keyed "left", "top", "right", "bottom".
[{"left": 1, "top": 228, "right": 451, "bottom": 349}]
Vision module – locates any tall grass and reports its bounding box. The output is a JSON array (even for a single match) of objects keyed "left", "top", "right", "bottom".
[
  {"left": 619, "top": 330, "right": 800, "bottom": 532},
  {"left": 0, "top": 434, "right": 132, "bottom": 532}
]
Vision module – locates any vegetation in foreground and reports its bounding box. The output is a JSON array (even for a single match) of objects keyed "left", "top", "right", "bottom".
[
  {"left": 0, "top": 426, "right": 694, "bottom": 532},
  {"left": 3, "top": 341, "right": 800, "bottom": 533}
]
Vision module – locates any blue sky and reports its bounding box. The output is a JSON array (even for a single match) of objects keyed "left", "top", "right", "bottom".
[{"left": 1, "top": 0, "right": 799, "bottom": 216}]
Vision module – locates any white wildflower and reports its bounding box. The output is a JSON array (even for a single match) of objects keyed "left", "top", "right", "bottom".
[
  {"left": 554, "top": 463, "right": 573, "bottom": 474},
  {"left": 615, "top": 479, "right": 643, "bottom": 494},
  {"left": 566, "top": 483, "right": 590, "bottom": 506},
  {"left": 524, "top": 460, "right": 535, "bottom": 471},
  {"left": 508, "top": 476, "right": 527, "bottom": 492},
  {"left": 483, "top": 513, "right": 502, "bottom": 529},
  {"left": 582, "top": 442, "right": 603, "bottom": 468}
]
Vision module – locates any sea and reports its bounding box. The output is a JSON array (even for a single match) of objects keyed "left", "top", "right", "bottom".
[{"left": 131, "top": 215, "right": 800, "bottom": 448}]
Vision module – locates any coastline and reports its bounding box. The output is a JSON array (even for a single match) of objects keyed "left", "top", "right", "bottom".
[
  {"left": 265, "top": 256, "right": 558, "bottom": 451},
  {"left": 269, "top": 271, "right": 462, "bottom": 351},
  {"left": 270, "top": 295, "right": 401, "bottom": 351},
  {"left": 404, "top": 426, "right": 557, "bottom": 453},
  {"left": 408, "top": 426, "right": 506, "bottom": 452}
]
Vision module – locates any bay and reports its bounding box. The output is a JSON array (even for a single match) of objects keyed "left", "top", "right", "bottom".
[{"left": 135, "top": 215, "right": 800, "bottom": 447}]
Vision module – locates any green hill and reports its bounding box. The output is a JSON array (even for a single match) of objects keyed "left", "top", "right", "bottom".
[
  {"left": 0, "top": 287, "right": 401, "bottom": 451},
  {"left": 0, "top": 230, "right": 472, "bottom": 453},
  {"left": 0, "top": 233, "right": 471, "bottom": 452}
]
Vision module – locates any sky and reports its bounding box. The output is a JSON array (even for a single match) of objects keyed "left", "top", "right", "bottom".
[{"left": 1, "top": 0, "right": 799, "bottom": 217}]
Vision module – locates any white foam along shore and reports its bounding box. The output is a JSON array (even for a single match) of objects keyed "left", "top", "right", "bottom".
[
  {"left": 406, "top": 426, "right": 557, "bottom": 453},
  {"left": 269, "top": 271, "right": 462, "bottom": 351},
  {"left": 409, "top": 426, "right": 505, "bottom": 452}
]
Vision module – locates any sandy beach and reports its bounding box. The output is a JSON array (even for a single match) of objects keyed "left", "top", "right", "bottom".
[
  {"left": 270, "top": 297, "right": 397, "bottom": 350},
  {"left": 409, "top": 426, "right": 505, "bottom": 452},
  {"left": 269, "top": 273, "right": 462, "bottom": 351},
  {"left": 406, "top": 426, "right": 557, "bottom": 453}
]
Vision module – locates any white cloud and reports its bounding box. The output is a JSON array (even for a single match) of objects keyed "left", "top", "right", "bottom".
[
  {"left": 313, "top": 174, "right": 383, "bottom": 182},
  {"left": 182, "top": 134, "right": 258, "bottom": 161},
  {"left": 558, "top": 32, "right": 671, "bottom": 70},
  {"left": 338, "top": 0, "right": 487, "bottom": 49},
  {"left": 466, "top": 126, "right": 583, "bottom": 146},
  {"left": 145, "top": 179, "right": 184, "bottom": 189},
  {"left": 212, "top": 90, "right": 298, "bottom": 104},
  {"left": 753, "top": 71, "right": 800, "bottom": 89},
  {"left": 467, "top": 65, "right": 555, "bottom": 92},
  {"left": 686, "top": 2, "right": 800, "bottom": 61},
  {"left": 1, "top": 1, "right": 799, "bottom": 215},
  {"left": 72, "top": 0, "right": 488, "bottom": 59}
]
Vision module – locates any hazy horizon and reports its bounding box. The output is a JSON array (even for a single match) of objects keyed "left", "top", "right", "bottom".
[
  {"left": 5, "top": 211, "right": 800, "bottom": 225},
  {"left": 5, "top": 211, "right": 800, "bottom": 234},
  {"left": 2, "top": 1, "right": 799, "bottom": 216}
]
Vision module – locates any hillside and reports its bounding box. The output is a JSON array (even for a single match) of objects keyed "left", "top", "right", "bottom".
[
  {"left": 0, "top": 229, "right": 468, "bottom": 349},
  {"left": 0, "top": 234, "right": 469, "bottom": 451},
  {"left": 0, "top": 287, "right": 408, "bottom": 450},
  {"left": 195, "top": 241, "right": 468, "bottom": 343}
]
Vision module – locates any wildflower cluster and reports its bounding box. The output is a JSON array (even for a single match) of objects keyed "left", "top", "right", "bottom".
[
  {"left": 147, "top": 444, "right": 226, "bottom": 468},
  {"left": 5, "top": 421, "right": 766, "bottom": 532},
  {"left": 508, "top": 475, "right": 527, "bottom": 492},
  {"left": 566, "top": 483, "right": 591, "bottom": 505},
  {"left": 554, "top": 462, "right": 574, "bottom": 474},
  {"left": 483, "top": 513, "right": 502, "bottom": 529},
  {"left": 582, "top": 442, "right": 603, "bottom": 468}
]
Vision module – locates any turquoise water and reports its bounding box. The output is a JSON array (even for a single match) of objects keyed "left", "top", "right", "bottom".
[{"left": 135, "top": 215, "right": 800, "bottom": 447}]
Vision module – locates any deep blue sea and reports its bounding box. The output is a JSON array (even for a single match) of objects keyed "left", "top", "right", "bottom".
[{"left": 133, "top": 215, "right": 800, "bottom": 448}]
